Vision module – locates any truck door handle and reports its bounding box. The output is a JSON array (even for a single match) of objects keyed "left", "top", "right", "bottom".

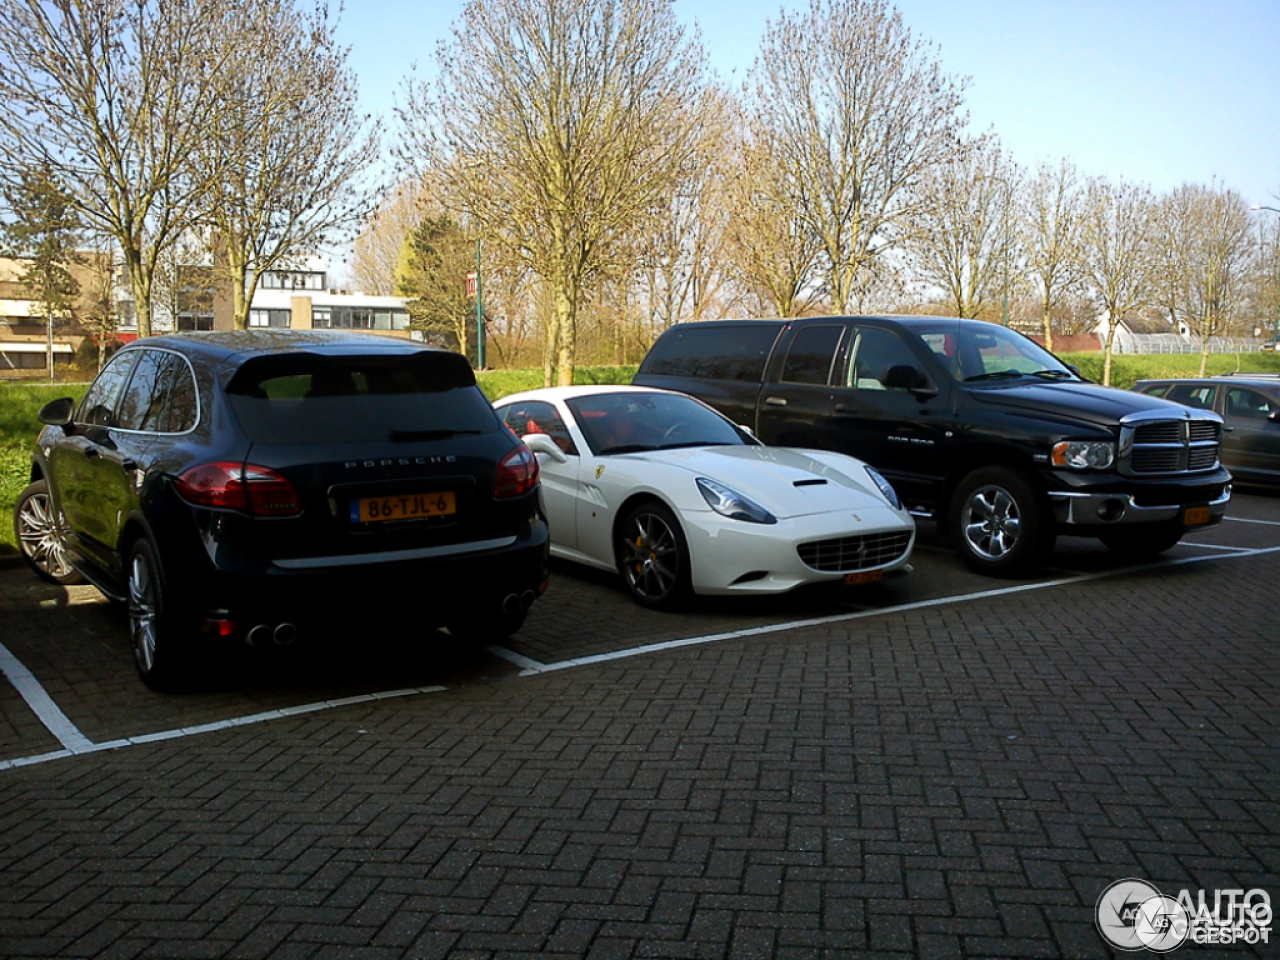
[
  {"left": 84, "top": 447, "right": 102, "bottom": 460},
  {"left": 764, "top": 396, "right": 787, "bottom": 407}
]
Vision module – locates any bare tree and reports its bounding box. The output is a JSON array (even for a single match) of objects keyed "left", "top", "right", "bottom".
[
  {"left": 908, "top": 135, "right": 1019, "bottom": 320},
  {"left": 399, "top": 0, "right": 708, "bottom": 386},
  {"left": 746, "top": 0, "right": 967, "bottom": 315},
  {"left": 1247, "top": 204, "right": 1280, "bottom": 344},
  {"left": 721, "top": 113, "right": 824, "bottom": 318},
  {"left": 1024, "top": 159, "right": 1087, "bottom": 353},
  {"left": 194, "top": 0, "right": 381, "bottom": 330},
  {"left": 1081, "top": 177, "right": 1155, "bottom": 385},
  {"left": 1153, "top": 183, "right": 1254, "bottom": 375},
  {"left": 0, "top": 0, "right": 223, "bottom": 337},
  {"left": 351, "top": 179, "right": 431, "bottom": 295}
]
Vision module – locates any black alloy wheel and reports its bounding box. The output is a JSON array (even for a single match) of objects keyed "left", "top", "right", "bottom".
[
  {"left": 615, "top": 501, "right": 691, "bottom": 609},
  {"left": 14, "top": 480, "right": 84, "bottom": 585}
]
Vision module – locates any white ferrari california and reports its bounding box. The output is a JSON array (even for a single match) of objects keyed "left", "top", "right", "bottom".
[{"left": 493, "top": 386, "right": 915, "bottom": 608}]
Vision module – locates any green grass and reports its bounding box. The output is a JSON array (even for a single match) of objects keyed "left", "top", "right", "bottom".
[
  {"left": 1061, "top": 352, "right": 1280, "bottom": 389},
  {"left": 1, "top": 381, "right": 90, "bottom": 556},
  {"left": 476, "top": 365, "right": 637, "bottom": 401}
]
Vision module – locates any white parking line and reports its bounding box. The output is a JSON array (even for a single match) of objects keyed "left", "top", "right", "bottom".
[
  {"left": 0, "top": 683, "right": 446, "bottom": 772},
  {"left": 0, "top": 642, "right": 94, "bottom": 753},
  {"left": 4, "top": 543, "right": 1280, "bottom": 772},
  {"left": 500, "top": 545, "right": 1280, "bottom": 676},
  {"left": 1225, "top": 516, "right": 1280, "bottom": 527}
]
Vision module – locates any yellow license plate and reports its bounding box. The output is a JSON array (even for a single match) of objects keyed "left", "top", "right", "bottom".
[
  {"left": 1183, "top": 505, "right": 1211, "bottom": 526},
  {"left": 844, "top": 569, "right": 883, "bottom": 586},
  {"left": 351, "top": 491, "right": 456, "bottom": 523}
]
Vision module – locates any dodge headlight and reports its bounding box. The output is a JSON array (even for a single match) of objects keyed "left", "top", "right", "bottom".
[
  {"left": 696, "top": 477, "right": 777, "bottom": 524},
  {"left": 1052, "top": 440, "right": 1115, "bottom": 470},
  {"left": 865, "top": 466, "right": 902, "bottom": 510}
]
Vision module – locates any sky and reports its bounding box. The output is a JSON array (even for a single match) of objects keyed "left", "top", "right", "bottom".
[{"left": 334, "top": 0, "right": 1280, "bottom": 207}]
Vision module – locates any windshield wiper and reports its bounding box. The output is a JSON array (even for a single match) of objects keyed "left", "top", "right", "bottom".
[
  {"left": 389, "top": 429, "right": 481, "bottom": 442},
  {"left": 597, "top": 443, "right": 656, "bottom": 455},
  {"left": 657, "top": 440, "right": 734, "bottom": 451},
  {"left": 1028, "top": 369, "right": 1076, "bottom": 380},
  {"left": 964, "top": 370, "right": 1026, "bottom": 382}
]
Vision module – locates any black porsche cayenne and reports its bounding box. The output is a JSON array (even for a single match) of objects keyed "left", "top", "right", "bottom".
[{"left": 14, "top": 330, "right": 549, "bottom": 689}]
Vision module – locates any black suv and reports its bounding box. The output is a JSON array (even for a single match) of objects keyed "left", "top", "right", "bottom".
[
  {"left": 1133, "top": 373, "right": 1280, "bottom": 486},
  {"left": 14, "top": 331, "right": 549, "bottom": 688},
  {"left": 634, "top": 316, "right": 1231, "bottom": 574}
]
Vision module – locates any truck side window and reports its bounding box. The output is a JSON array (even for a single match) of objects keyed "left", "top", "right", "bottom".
[
  {"left": 640, "top": 324, "right": 778, "bottom": 382},
  {"left": 845, "top": 328, "right": 920, "bottom": 390},
  {"left": 781, "top": 325, "right": 844, "bottom": 385}
]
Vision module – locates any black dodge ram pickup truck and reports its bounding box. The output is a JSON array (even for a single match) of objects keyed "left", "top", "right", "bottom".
[{"left": 633, "top": 316, "right": 1232, "bottom": 575}]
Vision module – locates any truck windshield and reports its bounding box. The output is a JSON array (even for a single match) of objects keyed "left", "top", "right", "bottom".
[{"left": 914, "top": 322, "right": 1077, "bottom": 382}]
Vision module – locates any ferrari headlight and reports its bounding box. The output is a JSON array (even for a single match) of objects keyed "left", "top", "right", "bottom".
[
  {"left": 865, "top": 466, "right": 901, "bottom": 510},
  {"left": 1052, "top": 440, "right": 1115, "bottom": 470},
  {"left": 696, "top": 477, "right": 776, "bottom": 524}
]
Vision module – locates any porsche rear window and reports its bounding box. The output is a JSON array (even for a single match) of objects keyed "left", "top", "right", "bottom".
[{"left": 225, "top": 352, "right": 500, "bottom": 444}]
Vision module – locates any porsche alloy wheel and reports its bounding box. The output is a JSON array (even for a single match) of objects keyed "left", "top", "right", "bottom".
[
  {"left": 616, "top": 502, "right": 691, "bottom": 610},
  {"left": 14, "top": 481, "right": 83, "bottom": 585}
]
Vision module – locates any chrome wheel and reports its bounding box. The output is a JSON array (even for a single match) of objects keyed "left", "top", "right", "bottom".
[
  {"left": 617, "top": 504, "right": 689, "bottom": 608},
  {"left": 952, "top": 466, "right": 1052, "bottom": 576},
  {"left": 960, "top": 484, "right": 1022, "bottom": 561},
  {"left": 14, "top": 481, "right": 82, "bottom": 585},
  {"left": 129, "top": 548, "right": 159, "bottom": 677}
]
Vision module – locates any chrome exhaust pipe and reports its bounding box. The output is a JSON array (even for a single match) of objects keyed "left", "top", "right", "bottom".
[
  {"left": 273, "top": 623, "right": 297, "bottom": 646},
  {"left": 246, "top": 624, "right": 272, "bottom": 647},
  {"left": 501, "top": 593, "right": 521, "bottom": 614},
  {"left": 520, "top": 590, "right": 536, "bottom": 610}
]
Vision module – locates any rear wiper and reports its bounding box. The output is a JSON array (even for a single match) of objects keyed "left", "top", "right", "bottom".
[
  {"left": 389, "top": 429, "right": 481, "bottom": 442},
  {"left": 964, "top": 370, "right": 1026, "bottom": 382}
]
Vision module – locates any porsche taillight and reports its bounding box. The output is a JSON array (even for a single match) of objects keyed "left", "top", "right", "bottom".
[
  {"left": 493, "top": 445, "right": 539, "bottom": 499},
  {"left": 175, "top": 462, "right": 302, "bottom": 517}
]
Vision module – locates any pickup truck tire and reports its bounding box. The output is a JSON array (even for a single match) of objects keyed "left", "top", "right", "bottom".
[
  {"left": 1099, "top": 524, "right": 1183, "bottom": 561},
  {"left": 952, "top": 466, "right": 1054, "bottom": 576},
  {"left": 616, "top": 502, "right": 692, "bottom": 610}
]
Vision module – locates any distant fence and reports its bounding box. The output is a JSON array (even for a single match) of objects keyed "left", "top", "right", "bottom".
[{"left": 1115, "top": 332, "right": 1267, "bottom": 355}]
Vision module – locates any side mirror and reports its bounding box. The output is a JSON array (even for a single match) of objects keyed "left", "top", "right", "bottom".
[
  {"left": 38, "top": 397, "right": 76, "bottom": 429},
  {"left": 882, "top": 364, "right": 938, "bottom": 397},
  {"left": 522, "top": 432, "right": 568, "bottom": 463},
  {"left": 1067, "top": 364, "right": 1084, "bottom": 380}
]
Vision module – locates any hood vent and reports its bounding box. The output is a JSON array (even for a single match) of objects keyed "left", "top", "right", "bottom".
[{"left": 793, "top": 478, "right": 828, "bottom": 487}]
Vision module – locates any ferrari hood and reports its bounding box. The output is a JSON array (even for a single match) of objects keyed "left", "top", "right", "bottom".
[{"left": 625, "top": 445, "right": 902, "bottom": 520}]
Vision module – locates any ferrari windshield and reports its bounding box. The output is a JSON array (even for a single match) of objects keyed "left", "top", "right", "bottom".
[
  {"left": 567, "top": 391, "right": 749, "bottom": 455},
  {"left": 913, "top": 321, "right": 1077, "bottom": 382}
]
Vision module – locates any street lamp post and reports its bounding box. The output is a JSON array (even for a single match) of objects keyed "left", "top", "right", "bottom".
[{"left": 474, "top": 238, "right": 485, "bottom": 370}]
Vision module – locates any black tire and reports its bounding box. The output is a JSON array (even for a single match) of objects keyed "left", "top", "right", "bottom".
[
  {"left": 1099, "top": 524, "right": 1183, "bottom": 561},
  {"left": 127, "top": 536, "right": 190, "bottom": 691},
  {"left": 447, "top": 607, "right": 528, "bottom": 645},
  {"left": 615, "top": 501, "right": 692, "bottom": 609},
  {"left": 13, "top": 480, "right": 84, "bottom": 586},
  {"left": 952, "top": 466, "right": 1054, "bottom": 577}
]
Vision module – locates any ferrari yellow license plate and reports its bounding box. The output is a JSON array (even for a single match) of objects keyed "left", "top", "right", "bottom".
[
  {"left": 1183, "top": 505, "right": 1211, "bottom": 527},
  {"left": 844, "top": 569, "right": 883, "bottom": 586},
  {"left": 350, "top": 491, "right": 456, "bottom": 523}
]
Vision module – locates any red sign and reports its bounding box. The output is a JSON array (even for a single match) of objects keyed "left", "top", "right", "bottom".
[{"left": 465, "top": 273, "right": 477, "bottom": 297}]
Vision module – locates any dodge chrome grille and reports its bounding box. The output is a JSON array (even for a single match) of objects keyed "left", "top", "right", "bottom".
[
  {"left": 1120, "top": 413, "right": 1221, "bottom": 477},
  {"left": 797, "top": 530, "right": 912, "bottom": 572}
]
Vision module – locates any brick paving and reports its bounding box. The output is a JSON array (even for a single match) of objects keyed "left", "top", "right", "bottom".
[{"left": 0, "top": 523, "right": 1277, "bottom": 957}]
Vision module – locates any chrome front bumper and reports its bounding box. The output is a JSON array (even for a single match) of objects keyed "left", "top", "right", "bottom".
[{"left": 1048, "top": 487, "right": 1231, "bottom": 527}]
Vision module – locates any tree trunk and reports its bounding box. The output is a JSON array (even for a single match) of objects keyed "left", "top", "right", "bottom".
[
  {"left": 1042, "top": 303, "right": 1054, "bottom": 354},
  {"left": 1102, "top": 312, "right": 1119, "bottom": 387},
  {"left": 46, "top": 312, "right": 54, "bottom": 381},
  {"left": 555, "top": 287, "right": 575, "bottom": 387}
]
